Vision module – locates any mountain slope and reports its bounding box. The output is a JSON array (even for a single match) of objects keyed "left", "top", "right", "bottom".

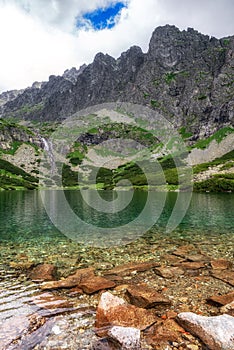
[{"left": 0, "top": 25, "right": 233, "bottom": 142}]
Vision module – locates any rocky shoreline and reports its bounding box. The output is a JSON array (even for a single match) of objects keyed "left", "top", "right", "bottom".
[{"left": 1, "top": 238, "right": 234, "bottom": 350}]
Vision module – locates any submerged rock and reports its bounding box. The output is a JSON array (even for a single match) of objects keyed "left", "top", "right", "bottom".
[
  {"left": 40, "top": 267, "right": 95, "bottom": 290},
  {"left": 177, "top": 312, "right": 234, "bottom": 350},
  {"left": 28, "top": 264, "right": 57, "bottom": 281},
  {"left": 104, "top": 261, "right": 160, "bottom": 277},
  {"left": 79, "top": 276, "right": 116, "bottom": 294}
]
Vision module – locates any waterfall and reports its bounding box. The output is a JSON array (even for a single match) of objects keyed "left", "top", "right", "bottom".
[{"left": 41, "top": 137, "right": 55, "bottom": 174}]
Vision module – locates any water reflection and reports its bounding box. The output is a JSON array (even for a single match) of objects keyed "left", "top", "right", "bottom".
[{"left": 0, "top": 190, "right": 233, "bottom": 244}]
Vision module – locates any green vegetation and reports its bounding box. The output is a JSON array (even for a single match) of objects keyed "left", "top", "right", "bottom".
[
  {"left": 0, "top": 159, "right": 38, "bottom": 190},
  {"left": 194, "top": 177, "right": 234, "bottom": 192},
  {"left": 150, "top": 100, "right": 161, "bottom": 108},
  {"left": 193, "top": 127, "right": 234, "bottom": 149},
  {"left": 222, "top": 38, "right": 230, "bottom": 47},
  {"left": 197, "top": 94, "right": 207, "bottom": 100},
  {"left": 164, "top": 72, "right": 177, "bottom": 84},
  {"left": 179, "top": 127, "right": 193, "bottom": 139}
]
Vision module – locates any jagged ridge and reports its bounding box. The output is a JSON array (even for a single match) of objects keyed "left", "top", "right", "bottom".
[{"left": 0, "top": 25, "right": 233, "bottom": 142}]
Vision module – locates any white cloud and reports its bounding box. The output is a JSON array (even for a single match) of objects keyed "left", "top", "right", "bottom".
[{"left": 0, "top": 0, "right": 233, "bottom": 92}]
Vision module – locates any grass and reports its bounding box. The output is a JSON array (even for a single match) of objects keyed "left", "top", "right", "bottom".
[
  {"left": 194, "top": 177, "right": 234, "bottom": 192},
  {"left": 0, "top": 159, "right": 38, "bottom": 190}
]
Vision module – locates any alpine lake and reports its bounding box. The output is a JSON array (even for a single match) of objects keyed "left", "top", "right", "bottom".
[{"left": 0, "top": 189, "right": 233, "bottom": 349}]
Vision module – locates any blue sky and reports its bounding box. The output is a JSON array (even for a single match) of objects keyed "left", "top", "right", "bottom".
[{"left": 79, "top": 2, "right": 127, "bottom": 30}]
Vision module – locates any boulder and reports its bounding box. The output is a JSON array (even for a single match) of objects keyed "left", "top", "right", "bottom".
[
  {"left": 95, "top": 292, "right": 159, "bottom": 336},
  {"left": 177, "top": 312, "right": 234, "bottom": 350}
]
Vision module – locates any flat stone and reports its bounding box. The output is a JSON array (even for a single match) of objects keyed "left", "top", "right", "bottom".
[
  {"left": 154, "top": 266, "right": 184, "bottom": 279},
  {"left": 108, "top": 326, "right": 141, "bottom": 350},
  {"left": 95, "top": 291, "right": 159, "bottom": 336},
  {"left": 144, "top": 319, "right": 185, "bottom": 347},
  {"left": 207, "top": 291, "right": 234, "bottom": 306},
  {"left": 211, "top": 259, "right": 233, "bottom": 270},
  {"left": 40, "top": 267, "right": 95, "bottom": 290},
  {"left": 28, "top": 264, "right": 57, "bottom": 281},
  {"left": 125, "top": 284, "right": 171, "bottom": 308},
  {"left": 79, "top": 276, "right": 116, "bottom": 294},
  {"left": 104, "top": 261, "right": 160, "bottom": 277},
  {"left": 177, "top": 312, "right": 234, "bottom": 350},
  {"left": 220, "top": 301, "right": 234, "bottom": 316},
  {"left": 175, "top": 261, "right": 206, "bottom": 270},
  {"left": 185, "top": 254, "right": 210, "bottom": 262},
  {"left": 162, "top": 254, "right": 185, "bottom": 264},
  {"left": 211, "top": 270, "right": 234, "bottom": 287},
  {"left": 172, "top": 245, "right": 196, "bottom": 257}
]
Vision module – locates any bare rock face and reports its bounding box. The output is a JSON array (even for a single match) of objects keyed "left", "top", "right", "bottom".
[
  {"left": 95, "top": 292, "right": 159, "bottom": 336},
  {"left": 177, "top": 312, "right": 234, "bottom": 350}
]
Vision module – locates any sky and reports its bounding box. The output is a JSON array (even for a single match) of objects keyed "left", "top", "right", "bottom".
[{"left": 0, "top": 0, "right": 234, "bottom": 93}]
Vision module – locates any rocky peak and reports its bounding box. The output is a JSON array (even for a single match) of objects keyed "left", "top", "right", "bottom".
[
  {"left": 0, "top": 25, "right": 233, "bottom": 141},
  {"left": 0, "top": 89, "right": 25, "bottom": 107},
  {"left": 148, "top": 25, "right": 211, "bottom": 68},
  {"left": 118, "top": 46, "right": 144, "bottom": 70},
  {"left": 63, "top": 65, "right": 87, "bottom": 84}
]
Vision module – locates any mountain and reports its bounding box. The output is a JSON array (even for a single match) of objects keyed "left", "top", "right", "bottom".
[
  {"left": 0, "top": 25, "right": 233, "bottom": 191},
  {"left": 0, "top": 25, "right": 233, "bottom": 141}
]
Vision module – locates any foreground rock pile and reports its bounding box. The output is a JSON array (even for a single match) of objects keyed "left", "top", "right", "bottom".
[{"left": 2, "top": 244, "right": 234, "bottom": 349}]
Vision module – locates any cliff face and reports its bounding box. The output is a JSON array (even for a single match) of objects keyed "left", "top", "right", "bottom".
[{"left": 0, "top": 25, "right": 233, "bottom": 140}]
